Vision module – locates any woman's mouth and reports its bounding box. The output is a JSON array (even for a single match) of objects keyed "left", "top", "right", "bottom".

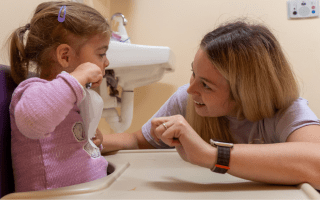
[{"left": 194, "top": 100, "right": 205, "bottom": 106}]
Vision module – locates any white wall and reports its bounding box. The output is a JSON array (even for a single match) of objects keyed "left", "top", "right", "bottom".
[{"left": 0, "top": 0, "right": 50, "bottom": 64}]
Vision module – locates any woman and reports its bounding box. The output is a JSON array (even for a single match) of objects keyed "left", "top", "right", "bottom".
[{"left": 102, "top": 20, "right": 320, "bottom": 189}]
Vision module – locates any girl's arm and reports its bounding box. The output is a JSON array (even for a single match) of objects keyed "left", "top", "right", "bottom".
[
  {"left": 101, "top": 129, "right": 155, "bottom": 153},
  {"left": 13, "top": 73, "right": 84, "bottom": 139},
  {"left": 151, "top": 115, "right": 320, "bottom": 190}
]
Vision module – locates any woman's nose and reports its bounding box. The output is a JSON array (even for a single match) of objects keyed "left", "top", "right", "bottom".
[{"left": 187, "top": 76, "right": 200, "bottom": 95}]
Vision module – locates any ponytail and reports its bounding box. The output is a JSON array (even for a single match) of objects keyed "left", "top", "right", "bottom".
[
  {"left": 9, "top": 24, "right": 30, "bottom": 85},
  {"left": 7, "top": 1, "right": 111, "bottom": 85}
]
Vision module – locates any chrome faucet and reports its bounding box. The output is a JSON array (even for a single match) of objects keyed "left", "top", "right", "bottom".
[{"left": 110, "top": 13, "right": 127, "bottom": 26}]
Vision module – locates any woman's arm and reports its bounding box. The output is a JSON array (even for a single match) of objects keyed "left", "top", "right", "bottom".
[
  {"left": 101, "top": 129, "right": 155, "bottom": 153},
  {"left": 151, "top": 115, "right": 320, "bottom": 190},
  {"left": 231, "top": 129, "right": 320, "bottom": 188},
  {"left": 228, "top": 125, "right": 320, "bottom": 188}
]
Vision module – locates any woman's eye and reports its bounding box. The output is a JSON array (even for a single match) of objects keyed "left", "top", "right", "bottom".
[
  {"left": 191, "top": 69, "right": 195, "bottom": 77},
  {"left": 202, "top": 82, "right": 211, "bottom": 89}
]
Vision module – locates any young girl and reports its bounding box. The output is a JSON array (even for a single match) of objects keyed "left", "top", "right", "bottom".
[
  {"left": 8, "top": 1, "right": 110, "bottom": 192},
  {"left": 102, "top": 20, "right": 320, "bottom": 190}
]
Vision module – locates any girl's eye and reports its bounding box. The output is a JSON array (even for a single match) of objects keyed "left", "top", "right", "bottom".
[{"left": 100, "top": 53, "right": 106, "bottom": 58}]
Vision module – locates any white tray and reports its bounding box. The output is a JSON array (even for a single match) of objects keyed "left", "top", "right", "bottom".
[{"left": 3, "top": 149, "right": 320, "bottom": 199}]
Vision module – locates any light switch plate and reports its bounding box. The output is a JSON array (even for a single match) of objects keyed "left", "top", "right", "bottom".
[{"left": 287, "top": 0, "right": 319, "bottom": 19}]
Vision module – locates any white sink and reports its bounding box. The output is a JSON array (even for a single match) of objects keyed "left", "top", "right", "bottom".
[
  {"left": 106, "top": 41, "right": 175, "bottom": 89},
  {"left": 100, "top": 41, "right": 175, "bottom": 133}
]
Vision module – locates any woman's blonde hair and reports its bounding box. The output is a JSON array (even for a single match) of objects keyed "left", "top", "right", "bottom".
[
  {"left": 8, "top": 1, "right": 111, "bottom": 85},
  {"left": 186, "top": 20, "right": 299, "bottom": 143}
]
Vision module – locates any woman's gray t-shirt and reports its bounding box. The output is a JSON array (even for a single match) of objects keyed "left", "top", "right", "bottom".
[{"left": 142, "top": 84, "right": 320, "bottom": 148}]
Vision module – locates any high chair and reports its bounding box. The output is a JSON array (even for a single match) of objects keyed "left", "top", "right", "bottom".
[{"left": 0, "top": 64, "right": 17, "bottom": 198}]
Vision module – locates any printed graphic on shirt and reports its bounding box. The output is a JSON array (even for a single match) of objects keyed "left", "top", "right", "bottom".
[
  {"left": 72, "top": 122, "right": 85, "bottom": 142},
  {"left": 83, "top": 141, "right": 101, "bottom": 158}
]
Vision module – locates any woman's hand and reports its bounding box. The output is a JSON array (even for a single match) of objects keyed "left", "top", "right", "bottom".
[
  {"left": 92, "top": 128, "right": 104, "bottom": 148},
  {"left": 150, "top": 115, "right": 216, "bottom": 169}
]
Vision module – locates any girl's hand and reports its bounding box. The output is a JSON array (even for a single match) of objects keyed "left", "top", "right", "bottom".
[
  {"left": 92, "top": 128, "right": 104, "bottom": 148},
  {"left": 150, "top": 115, "right": 216, "bottom": 169},
  {"left": 70, "top": 62, "right": 104, "bottom": 88}
]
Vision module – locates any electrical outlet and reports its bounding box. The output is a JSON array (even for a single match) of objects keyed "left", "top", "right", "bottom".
[{"left": 287, "top": 0, "right": 319, "bottom": 19}]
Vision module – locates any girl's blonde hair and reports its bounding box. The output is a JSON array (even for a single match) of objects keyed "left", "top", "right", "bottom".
[
  {"left": 8, "top": 1, "right": 111, "bottom": 85},
  {"left": 186, "top": 20, "right": 299, "bottom": 143}
]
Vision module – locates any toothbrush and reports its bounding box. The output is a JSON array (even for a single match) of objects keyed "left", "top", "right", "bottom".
[{"left": 86, "top": 83, "right": 92, "bottom": 89}]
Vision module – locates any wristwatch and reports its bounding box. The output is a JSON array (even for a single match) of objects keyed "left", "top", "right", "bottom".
[{"left": 209, "top": 139, "right": 234, "bottom": 174}]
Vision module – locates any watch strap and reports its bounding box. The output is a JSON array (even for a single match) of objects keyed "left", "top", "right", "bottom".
[{"left": 211, "top": 146, "right": 231, "bottom": 174}]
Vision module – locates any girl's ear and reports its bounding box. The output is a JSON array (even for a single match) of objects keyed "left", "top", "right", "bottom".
[{"left": 56, "top": 44, "right": 75, "bottom": 68}]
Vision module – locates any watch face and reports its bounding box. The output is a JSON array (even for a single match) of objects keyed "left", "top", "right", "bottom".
[{"left": 210, "top": 139, "right": 234, "bottom": 148}]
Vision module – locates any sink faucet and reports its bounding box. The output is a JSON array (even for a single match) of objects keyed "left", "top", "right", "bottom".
[
  {"left": 110, "top": 13, "right": 130, "bottom": 43},
  {"left": 111, "top": 13, "right": 127, "bottom": 26}
]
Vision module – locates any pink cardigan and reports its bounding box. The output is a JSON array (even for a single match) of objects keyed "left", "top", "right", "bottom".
[{"left": 9, "top": 73, "right": 108, "bottom": 192}]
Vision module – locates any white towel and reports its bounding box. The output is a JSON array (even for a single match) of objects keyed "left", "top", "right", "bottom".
[
  {"left": 78, "top": 88, "right": 104, "bottom": 147},
  {"left": 61, "top": 71, "right": 104, "bottom": 157}
]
